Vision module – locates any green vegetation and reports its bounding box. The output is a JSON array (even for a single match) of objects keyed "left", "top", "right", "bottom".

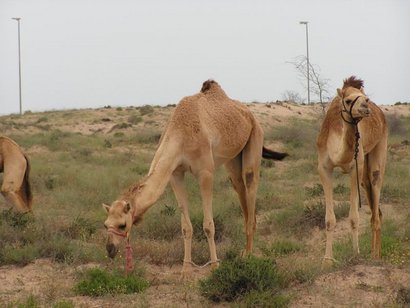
[
  {"left": 0, "top": 105, "right": 409, "bottom": 306},
  {"left": 199, "top": 255, "right": 284, "bottom": 302},
  {"left": 74, "top": 268, "right": 149, "bottom": 296}
]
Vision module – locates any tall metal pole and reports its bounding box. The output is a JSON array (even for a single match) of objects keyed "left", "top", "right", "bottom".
[
  {"left": 299, "top": 21, "right": 310, "bottom": 104},
  {"left": 12, "top": 17, "right": 23, "bottom": 115}
]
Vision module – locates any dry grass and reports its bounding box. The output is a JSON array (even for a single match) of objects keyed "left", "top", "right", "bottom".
[{"left": 0, "top": 102, "right": 409, "bottom": 307}]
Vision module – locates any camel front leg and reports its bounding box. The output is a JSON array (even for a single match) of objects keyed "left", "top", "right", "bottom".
[
  {"left": 170, "top": 171, "right": 194, "bottom": 278},
  {"left": 349, "top": 164, "right": 362, "bottom": 256},
  {"left": 198, "top": 169, "right": 219, "bottom": 269},
  {"left": 1, "top": 186, "right": 28, "bottom": 213},
  {"left": 318, "top": 162, "right": 336, "bottom": 262}
]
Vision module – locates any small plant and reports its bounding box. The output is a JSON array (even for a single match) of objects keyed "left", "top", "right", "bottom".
[
  {"left": 139, "top": 105, "right": 154, "bottom": 116},
  {"left": 128, "top": 114, "right": 142, "bottom": 125},
  {"left": 74, "top": 268, "right": 149, "bottom": 296},
  {"left": 199, "top": 255, "right": 283, "bottom": 302},
  {"left": 64, "top": 217, "right": 97, "bottom": 240},
  {"left": 261, "top": 239, "right": 303, "bottom": 257},
  {"left": 305, "top": 183, "right": 324, "bottom": 197},
  {"left": 0, "top": 209, "right": 34, "bottom": 229},
  {"left": 243, "top": 290, "right": 290, "bottom": 308}
]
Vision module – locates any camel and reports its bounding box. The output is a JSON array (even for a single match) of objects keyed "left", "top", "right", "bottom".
[
  {"left": 103, "top": 80, "right": 287, "bottom": 275},
  {"left": 0, "top": 135, "right": 32, "bottom": 213},
  {"left": 317, "top": 76, "right": 387, "bottom": 262}
]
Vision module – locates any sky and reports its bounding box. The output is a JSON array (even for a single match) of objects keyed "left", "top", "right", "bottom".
[{"left": 1, "top": 0, "right": 409, "bottom": 115}]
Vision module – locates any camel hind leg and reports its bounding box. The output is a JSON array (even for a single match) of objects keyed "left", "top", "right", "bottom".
[
  {"left": 240, "top": 125, "right": 264, "bottom": 254},
  {"left": 362, "top": 140, "right": 387, "bottom": 259},
  {"left": 1, "top": 157, "right": 29, "bottom": 213},
  {"left": 225, "top": 154, "right": 249, "bottom": 252}
]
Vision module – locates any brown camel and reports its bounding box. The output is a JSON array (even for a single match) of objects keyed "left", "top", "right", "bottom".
[
  {"left": 317, "top": 76, "right": 387, "bottom": 262},
  {"left": 103, "top": 80, "right": 287, "bottom": 275},
  {"left": 0, "top": 135, "right": 32, "bottom": 213}
]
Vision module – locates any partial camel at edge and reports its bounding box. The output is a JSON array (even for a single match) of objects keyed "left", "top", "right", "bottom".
[{"left": 0, "top": 135, "right": 32, "bottom": 213}]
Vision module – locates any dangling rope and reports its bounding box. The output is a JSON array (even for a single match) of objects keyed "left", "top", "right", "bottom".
[
  {"left": 340, "top": 95, "right": 363, "bottom": 209},
  {"left": 353, "top": 124, "right": 362, "bottom": 209},
  {"left": 125, "top": 237, "right": 134, "bottom": 274}
]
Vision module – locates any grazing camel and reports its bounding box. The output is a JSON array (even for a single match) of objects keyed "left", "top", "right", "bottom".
[
  {"left": 317, "top": 76, "right": 387, "bottom": 262},
  {"left": 0, "top": 136, "right": 32, "bottom": 213},
  {"left": 103, "top": 80, "right": 287, "bottom": 275}
]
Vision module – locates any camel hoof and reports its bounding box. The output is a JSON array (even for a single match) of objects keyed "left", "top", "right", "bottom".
[
  {"left": 180, "top": 263, "right": 193, "bottom": 281},
  {"left": 210, "top": 261, "right": 220, "bottom": 270},
  {"left": 321, "top": 257, "right": 337, "bottom": 269}
]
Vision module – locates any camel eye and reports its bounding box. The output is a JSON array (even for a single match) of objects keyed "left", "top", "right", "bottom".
[
  {"left": 118, "top": 224, "right": 126, "bottom": 230},
  {"left": 345, "top": 99, "right": 352, "bottom": 104}
]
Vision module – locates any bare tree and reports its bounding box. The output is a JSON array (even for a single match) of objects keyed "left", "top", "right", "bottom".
[
  {"left": 288, "top": 56, "right": 331, "bottom": 113},
  {"left": 281, "top": 90, "right": 303, "bottom": 104}
]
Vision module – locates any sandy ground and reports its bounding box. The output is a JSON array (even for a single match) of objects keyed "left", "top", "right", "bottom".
[{"left": 1, "top": 103, "right": 409, "bottom": 307}]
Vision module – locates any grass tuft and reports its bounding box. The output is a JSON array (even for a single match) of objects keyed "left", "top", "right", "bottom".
[
  {"left": 74, "top": 268, "right": 149, "bottom": 296},
  {"left": 199, "top": 255, "right": 283, "bottom": 302}
]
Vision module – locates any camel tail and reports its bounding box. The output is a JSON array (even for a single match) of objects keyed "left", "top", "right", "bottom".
[
  {"left": 21, "top": 154, "right": 33, "bottom": 210},
  {"left": 262, "top": 146, "right": 288, "bottom": 160}
]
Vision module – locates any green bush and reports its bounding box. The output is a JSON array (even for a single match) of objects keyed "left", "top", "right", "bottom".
[
  {"left": 139, "top": 105, "right": 154, "bottom": 116},
  {"left": 243, "top": 290, "right": 290, "bottom": 308},
  {"left": 74, "top": 268, "right": 149, "bottom": 296},
  {"left": 199, "top": 255, "right": 283, "bottom": 302},
  {"left": 261, "top": 239, "right": 303, "bottom": 257}
]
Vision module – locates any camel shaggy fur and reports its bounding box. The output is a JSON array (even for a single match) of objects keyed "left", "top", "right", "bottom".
[
  {"left": 103, "top": 80, "right": 287, "bottom": 275},
  {"left": 0, "top": 136, "right": 32, "bottom": 213},
  {"left": 317, "top": 76, "right": 387, "bottom": 262}
]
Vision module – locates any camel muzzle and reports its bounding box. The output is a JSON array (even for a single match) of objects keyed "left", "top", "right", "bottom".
[{"left": 106, "top": 243, "right": 119, "bottom": 259}]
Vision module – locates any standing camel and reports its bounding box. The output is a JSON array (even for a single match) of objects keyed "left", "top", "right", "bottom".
[
  {"left": 0, "top": 136, "right": 33, "bottom": 213},
  {"left": 103, "top": 80, "right": 287, "bottom": 275},
  {"left": 317, "top": 76, "right": 387, "bottom": 262}
]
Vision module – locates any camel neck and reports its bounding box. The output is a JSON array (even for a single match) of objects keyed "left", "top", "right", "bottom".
[
  {"left": 335, "top": 120, "right": 358, "bottom": 164},
  {"left": 130, "top": 139, "right": 180, "bottom": 220}
]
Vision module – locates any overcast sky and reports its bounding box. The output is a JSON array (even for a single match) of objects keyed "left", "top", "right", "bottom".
[{"left": 1, "top": 0, "right": 409, "bottom": 115}]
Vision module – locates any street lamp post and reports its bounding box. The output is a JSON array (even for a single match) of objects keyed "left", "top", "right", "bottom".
[
  {"left": 299, "top": 21, "right": 310, "bottom": 104},
  {"left": 12, "top": 17, "right": 23, "bottom": 115}
]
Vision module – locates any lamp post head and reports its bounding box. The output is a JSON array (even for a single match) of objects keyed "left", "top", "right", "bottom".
[
  {"left": 12, "top": 17, "right": 21, "bottom": 21},
  {"left": 299, "top": 21, "right": 308, "bottom": 25}
]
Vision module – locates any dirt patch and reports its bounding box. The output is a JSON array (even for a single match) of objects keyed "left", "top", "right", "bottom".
[{"left": 290, "top": 264, "right": 410, "bottom": 307}]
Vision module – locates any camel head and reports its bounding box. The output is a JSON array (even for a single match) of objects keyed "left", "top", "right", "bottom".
[
  {"left": 337, "top": 76, "right": 371, "bottom": 121},
  {"left": 103, "top": 200, "right": 134, "bottom": 259}
]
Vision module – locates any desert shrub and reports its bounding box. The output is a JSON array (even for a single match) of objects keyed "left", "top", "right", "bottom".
[
  {"left": 0, "top": 209, "right": 34, "bottom": 229},
  {"left": 74, "top": 268, "right": 149, "bottom": 296},
  {"left": 139, "top": 105, "right": 154, "bottom": 116},
  {"left": 243, "top": 290, "right": 290, "bottom": 308},
  {"left": 63, "top": 217, "right": 97, "bottom": 240},
  {"left": 134, "top": 131, "right": 161, "bottom": 144},
  {"left": 386, "top": 114, "right": 407, "bottom": 136},
  {"left": 199, "top": 255, "right": 283, "bottom": 302},
  {"left": 128, "top": 114, "right": 142, "bottom": 125},
  {"left": 303, "top": 201, "right": 349, "bottom": 229},
  {"left": 261, "top": 239, "right": 303, "bottom": 257},
  {"left": 305, "top": 183, "right": 324, "bottom": 197}
]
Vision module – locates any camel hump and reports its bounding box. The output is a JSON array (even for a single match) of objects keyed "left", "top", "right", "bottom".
[
  {"left": 343, "top": 76, "right": 364, "bottom": 90},
  {"left": 200, "top": 79, "right": 218, "bottom": 93}
]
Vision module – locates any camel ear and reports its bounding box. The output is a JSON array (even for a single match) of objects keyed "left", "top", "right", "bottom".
[
  {"left": 102, "top": 203, "right": 111, "bottom": 213},
  {"left": 337, "top": 88, "right": 343, "bottom": 98},
  {"left": 360, "top": 86, "right": 365, "bottom": 94},
  {"left": 123, "top": 202, "right": 131, "bottom": 214}
]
